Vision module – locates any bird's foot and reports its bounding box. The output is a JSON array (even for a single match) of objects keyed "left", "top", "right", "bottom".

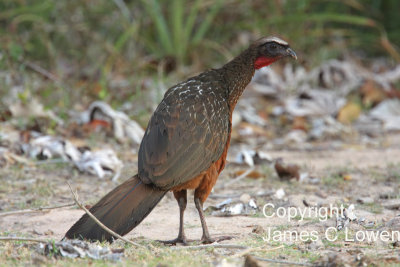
[
  {"left": 158, "top": 236, "right": 188, "bottom": 246},
  {"left": 201, "top": 236, "right": 215, "bottom": 244}
]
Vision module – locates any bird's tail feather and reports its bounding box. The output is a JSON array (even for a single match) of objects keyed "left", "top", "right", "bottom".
[{"left": 65, "top": 174, "right": 166, "bottom": 242}]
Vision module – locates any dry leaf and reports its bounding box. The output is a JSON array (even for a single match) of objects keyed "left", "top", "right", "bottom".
[
  {"left": 274, "top": 158, "right": 300, "bottom": 181},
  {"left": 360, "top": 80, "right": 386, "bottom": 107},
  {"left": 292, "top": 116, "right": 309, "bottom": 131},
  {"left": 337, "top": 102, "right": 361, "bottom": 124},
  {"left": 343, "top": 174, "right": 352, "bottom": 181},
  {"left": 235, "top": 170, "right": 263, "bottom": 179},
  {"left": 237, "top": 122, "right": 270, "bottom": 137}
]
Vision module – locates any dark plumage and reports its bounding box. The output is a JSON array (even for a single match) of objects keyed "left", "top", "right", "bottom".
[
  {"left": 65, "top": 36, "right": 297, "bottom": 243},
  {"left": 138, "top": 71, "right": 230, "bottom": 190}
]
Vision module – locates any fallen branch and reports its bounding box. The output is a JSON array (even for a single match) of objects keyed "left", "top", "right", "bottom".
[
  {"left": 0, "top": 203, "right": 75, "bottom": 217},
  {"left": 216, "top": 167, "right": 255, "bottom": 189},
  {"left": 67, "top": 182, "right": 144, "bottom": 248},
  {"left": 252, "top": 255, "right": 313, "bottom": 266},
  {"left": 170, "top": 243, "right": 247, "bottom": 250},
  {"left": 0, "top": 237, "right": 50, "bottom": 243}
]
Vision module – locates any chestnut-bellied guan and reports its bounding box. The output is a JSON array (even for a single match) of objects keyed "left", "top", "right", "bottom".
[{"left": 65, "top": 36, "right": 297, "bottom": 244}]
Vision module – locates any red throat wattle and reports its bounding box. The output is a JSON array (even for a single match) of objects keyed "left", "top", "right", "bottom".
[{"left": 254, "top": 56, "right": 278, "bottom": 69}]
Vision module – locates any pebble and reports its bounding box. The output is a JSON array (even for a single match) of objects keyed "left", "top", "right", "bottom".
[
  {"left": 382, "top": 199, "right": 400, "bottom": 210},
  {"left": 357, "top": 197, "right": 374, "bottom": 204},
  {"left": 275, "top": 188, "right": 285, "bottom": 199},
  {"left": 252, "top": 225, "right": 265, "bottom": 234},
  {"left": 307, "top": 239, "right": 324, "bottom": 250}
]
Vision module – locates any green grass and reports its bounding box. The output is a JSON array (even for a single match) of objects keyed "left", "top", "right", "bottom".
[
  {"left": 140, "top": 0, "right": 223, "bottom": 65},
  {"left": 322, "top": 173, "right": 346, "bottom": 187},
  {"left": 240, "top": 235, "right": 320, "bottom": 263},
  {"left": 387, "top": 164, "right": 400, "bottom": 181},
  {"left": 361, "top": 202, "right": 383, "bottom": 214},
  {"left": 0, "top": 226, "right": 324, "bottom": 266},
  {"left": 0, "top": 240, "right": 221, "bottom": 267}
]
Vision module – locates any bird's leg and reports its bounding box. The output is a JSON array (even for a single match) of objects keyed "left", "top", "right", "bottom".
[
  {"left": 159, "top": 190, "right": 187, "bottom": 245},
  {"left": 194, "top": 196, "right": 214, "bottom": 244},
  {"left": 175, "top": 190, "right": 188, "bottom": 243}
]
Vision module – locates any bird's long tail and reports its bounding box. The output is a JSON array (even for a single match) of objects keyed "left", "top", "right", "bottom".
[{"left": 65, "top": 174, "right": 167, "bottom": 242}]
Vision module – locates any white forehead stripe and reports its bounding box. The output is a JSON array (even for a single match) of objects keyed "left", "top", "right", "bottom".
[{"left": 259, "top": 36, "right": 288, "bottom": 46}]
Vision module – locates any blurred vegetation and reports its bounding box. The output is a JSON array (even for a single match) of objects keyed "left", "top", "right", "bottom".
[{"left": 0, "top": 0, "right": 399, "bottom": 120}]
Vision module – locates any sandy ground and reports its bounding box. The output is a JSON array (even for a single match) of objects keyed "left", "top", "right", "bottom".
[{"left": 2, "top": 144, "right": 400, "bottom": 247}]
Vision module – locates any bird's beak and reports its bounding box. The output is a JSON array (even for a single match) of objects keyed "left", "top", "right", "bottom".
[{"left": 286, "top": 48, "right": 297, "bottom": 60}]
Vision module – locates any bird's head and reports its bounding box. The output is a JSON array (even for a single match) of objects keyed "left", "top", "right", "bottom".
[{"left": 251, "top": 36, "right": 297, "bottom": 69}]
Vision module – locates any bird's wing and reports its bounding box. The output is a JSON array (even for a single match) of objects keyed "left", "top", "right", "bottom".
[{"left": 138, "top": 77, "right": 229, "bottom": 190}]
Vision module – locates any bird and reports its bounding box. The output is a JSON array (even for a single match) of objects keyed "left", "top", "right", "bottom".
[{"left": 65, "top": 36, "right": 297, "bottom": 244}]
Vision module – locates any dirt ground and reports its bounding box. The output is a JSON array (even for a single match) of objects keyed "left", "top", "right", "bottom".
[{"left": 1, "top": 134, "right": 400, "bottom": 266}]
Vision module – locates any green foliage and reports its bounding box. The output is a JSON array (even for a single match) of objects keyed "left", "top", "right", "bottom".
[
  {"left": 0, "top": 0, "right": 399, "bottom": 113},
  {"left": 241, "top": 0, "right": 400, "bottom": 62},
  {"left": 139, "top": 0, "right": 223, "bottom": 64},
  {"left": 1, "top": 0, "right": 398, "bottom": 71}
]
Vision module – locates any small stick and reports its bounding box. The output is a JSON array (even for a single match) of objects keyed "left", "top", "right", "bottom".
[
  {"left": 22, "top": 60, "right": 72, "bottom": 94},
  {"left": 217, "top": 167, "right": 255, "bottom": 189},
  {"left": 170, "top": 243, "right": 247, "bottom": 250},
  {"left": 24, "top": 61, "right": 60, "bottom": 83},
  {"left": 67, "top": 182, "right": 144, "bottom": 248},
  {"left": 0, "top": 237, "right": 50, "bottom": 243},
  {"left": 0, "top": 203, "right": 75, "bottom": 217},
  {"left": 252, "top": 256, "right": 313, "bottom": 266}
]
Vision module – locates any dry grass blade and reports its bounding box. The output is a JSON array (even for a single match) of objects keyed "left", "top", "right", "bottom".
[
  {"left": 252, "top": 255, "right": 314, "bottom": 266},
  {"left": 67, "top": 182, "right": 144, "bottom": 248},
  {"left": 170, "top": 243, "right": 247, "bottom": 250},
  {"left": 0, "top": 237, "right": 50, "bottom": 243},
  {"left": 0, "top": 203, "right": 75, "bottom": 217},
  {"left": 217, "top": 167, "right": 255, "bottom": 189}
]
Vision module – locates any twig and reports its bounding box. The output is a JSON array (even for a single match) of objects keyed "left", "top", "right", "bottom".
[
  {"left": 67, "top": 182, "right": 144, "bottom": 248},
  {"left": 170, "top": 243, "right": 247, "bottom": 250},
  {"left": 252, "top": 256, "right": 313, "bottom": 266},
  {"left": 217, "top": 167, "right": 255, "bottom": 189},
  {"left": 0, "top": 237, "right": 50, "bottom": 243},
  {"left": 24, "top": 61, "right": 60, "bottom": 83},
  {"left": 0, "top": 203, "right": 75, "bottom": 217},
  {"left": 231, "top": 245, "right": 284, "bottom": 258},
  {"left": 23, "top": 60, "right": 72, "bottom": 94}
]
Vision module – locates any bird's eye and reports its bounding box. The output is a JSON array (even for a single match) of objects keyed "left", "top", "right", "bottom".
[{"left": 270, "top": 44, "right": 277, "bottom": 50}]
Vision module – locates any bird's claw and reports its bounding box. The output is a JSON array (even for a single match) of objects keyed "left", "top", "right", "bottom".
[{"left": 201, "top": 237, "right": 215, "bottom": 244}]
